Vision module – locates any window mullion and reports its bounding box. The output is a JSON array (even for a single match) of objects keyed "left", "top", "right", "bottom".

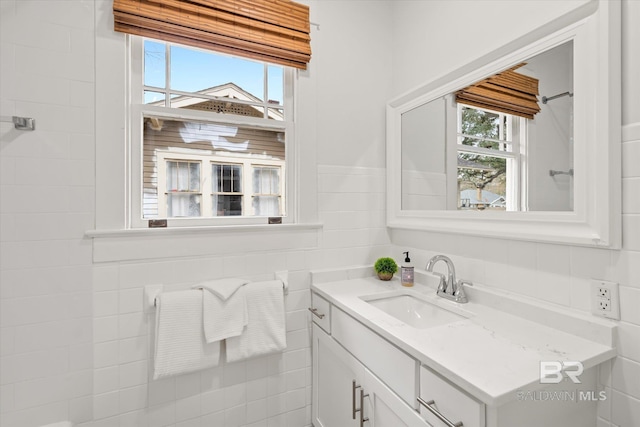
[
  {"left": 202, "top": 161, "right": 212, "bottom": 217},
  {"left": 245, "top": 161, "right": 252, "bottom": 216},
  {"left": 458, "top": 145, "right": 516, "bottom": 159},
  {"left": 165, "top": 42, "right": 171, "bottom": 107},
  {"left": 263, "top": 63, "right": 268, "bottom": 118},
  {"left": 458, "top": 133, "right": 512, "bottom": 146}
]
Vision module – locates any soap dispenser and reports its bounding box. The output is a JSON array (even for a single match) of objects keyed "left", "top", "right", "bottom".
[{"left": 401, "top": 251, "right": 414, "bottom": 287}]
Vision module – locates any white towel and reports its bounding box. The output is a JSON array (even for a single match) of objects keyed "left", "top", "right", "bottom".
[
  {"left": 196, "top": 278, "right": 248, "bottom": 300},
  {"left": 203, "top": 287, "right": 249, "bottom": 343},
  {"left": 194, "top": 278, "right": 249, "bottom": 343},
  {"left": 226, "top": 280, "right": 286, "bottom": 362},
  {"left": 153, "top": 290, "right": 220, "bottom": 380}
]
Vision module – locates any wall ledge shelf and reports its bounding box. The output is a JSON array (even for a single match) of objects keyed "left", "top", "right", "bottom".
[
  {"left": 87, "top": 223, "right": 323, "bottom": 263},
  {"left": 86, "top": 222, "right": 323, "bottom": 239}
]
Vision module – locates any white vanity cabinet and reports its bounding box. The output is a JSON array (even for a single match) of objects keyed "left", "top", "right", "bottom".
[
  {"left": 311, "top": 294, "right": 434, "bottom": 427},
  {"left": 419, "top": 366, "right": 484, "bottom": 427},
  {"left": 312, "top": 323, "right": 369, "bottom": 427},
  {"left": 309, "top": 293, "right": 331, "bottom": 332},
  {"left": 363, "top": 364, "right": 432, "bottom": 427},
  {"left": 312, "top": 322, "right": 430, "bottom": 427},
  {"left": 310, "top": 282, "right": 610, "bottom": 427}
]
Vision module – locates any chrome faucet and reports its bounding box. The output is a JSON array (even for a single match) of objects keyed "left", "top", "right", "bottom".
[{"left": 425, "top": 255, "right": 471, "bottom": 303}]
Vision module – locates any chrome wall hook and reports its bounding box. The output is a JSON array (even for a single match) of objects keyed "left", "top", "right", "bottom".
[{"left": 1, "top": 115, "right": 36, "bottom": 131}]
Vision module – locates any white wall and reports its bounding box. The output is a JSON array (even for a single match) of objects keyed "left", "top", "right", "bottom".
[
  {"left": 390, "top": 2, "right": 640, "bottom": 427},
  {"left": 401, "top": 98, "right": 448, "bottom": 211},
  {"left": 391, "top": 0, "right": 592, "bottom": 96},
  {"left": 1, "top": 1, "right": 637, "bottom": 427},
  {"left": 526, "top": 42, "right": 574, "bottom": 211},
  {"left": 312, "top": 1, "right": 393, "bottom": 169},
  {"left": 0, "top": 0, "right": 95, "bottom": 425},
  {"left": 0, "top": 1, "right": 393, "bottom": 427}
]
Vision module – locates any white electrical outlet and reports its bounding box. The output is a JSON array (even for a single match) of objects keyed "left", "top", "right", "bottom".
[
  {"left": 591, "top": 280, "right": 620, "bottom": 320},
  {"left": 597, "top": 299, "right": 610, "bottom": 311}
]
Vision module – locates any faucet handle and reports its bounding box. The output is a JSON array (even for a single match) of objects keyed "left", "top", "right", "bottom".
[
  {"left": 457, "top": 279, "right": 473, "bottom": 289},
  {"left": 453, "top": 280, "right": 473, "bottom": 303},
  {"left": 432, "top": 272, "right": 447, "bottom": 292}
]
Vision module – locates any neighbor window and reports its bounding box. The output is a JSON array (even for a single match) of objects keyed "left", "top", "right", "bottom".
[
  {"left": 457, "top": 104, "right": 523, "bottom": 211},
  {"left": 129, "top": 37, "right": 294, "bottom": 226}
]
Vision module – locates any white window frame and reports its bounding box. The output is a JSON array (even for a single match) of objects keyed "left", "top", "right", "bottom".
[
  {"left": 128, "top": 36, "right": 295, "bottom": 228},
  {"left": 156, "top": 151, "right": 285, "bottom": 219},
  {"left": 456, "top": 103, "right": 526, "bottom": 211}
]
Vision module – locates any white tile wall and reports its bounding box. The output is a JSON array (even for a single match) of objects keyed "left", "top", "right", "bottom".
[
  {"left": 1, "top": 1, "right": 637, "bottom": 427},
  {"left": 77, "top": 164, "right": 388, "bottom": 427},
  {"left": 0, "top": 0, "right": 94, "bottom": 425}
]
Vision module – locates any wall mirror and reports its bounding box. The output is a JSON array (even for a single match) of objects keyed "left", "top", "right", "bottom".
[{"left": 387, "top": 0, "right": 621, "bottom": 248}]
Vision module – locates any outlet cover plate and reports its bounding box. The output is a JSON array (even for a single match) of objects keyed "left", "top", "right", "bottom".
[{"left": 591, "top": 279, "right": 620, "bottom": 320}]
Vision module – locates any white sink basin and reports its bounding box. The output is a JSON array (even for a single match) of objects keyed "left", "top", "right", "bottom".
[{"left": 363, "top": 294, "right": 466, "bottom": 329}]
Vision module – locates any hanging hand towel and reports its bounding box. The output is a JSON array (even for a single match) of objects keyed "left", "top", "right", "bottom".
[
  {"left": 194, "top": 278, "right": 249, "bottom": 343},
  {"left": 197, "top": 278, "right": 248, "bottom": 300},
  {"left": 153, "top": 290, "right": 220, "bottom": 380},
  {"left": 226, "top": 279, "right": 287, "bottom": 363}
]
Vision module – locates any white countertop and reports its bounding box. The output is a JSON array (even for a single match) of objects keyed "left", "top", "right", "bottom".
[{"left": 311, "top": 268, "right": 617, "bottom": 406}]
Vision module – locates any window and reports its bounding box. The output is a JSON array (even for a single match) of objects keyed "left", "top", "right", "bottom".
[
  {"left": 457, "top": 104, "right": 524, "bottom": 211},
  {"left": 212, "top": 163, "right": 243, "bottom": 216},
  {"left": 164, "top": 159, "right": 201, "bottom": 218},
  {"left": 156, "top": 150, "right": 285, "bottom": 219},
  {"left": 130, "top": 37, "right": 294, "bottom": 226}
]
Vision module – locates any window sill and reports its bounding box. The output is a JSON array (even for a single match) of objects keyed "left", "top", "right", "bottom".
[
  {"left": 86, "top": 222, "right": 323, "bottom": 238},
  {"left": 86, "top": 223, "right": 323, "bottom": 263}
]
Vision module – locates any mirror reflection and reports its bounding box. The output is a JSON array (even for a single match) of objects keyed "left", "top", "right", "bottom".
[{"left": 401, "top": 41, "right": 573, "bottom": 212}]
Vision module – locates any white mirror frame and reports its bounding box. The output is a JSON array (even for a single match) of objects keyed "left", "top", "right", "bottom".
[{"left": 386, "top": 0, "right": 621, "bottom": 248}]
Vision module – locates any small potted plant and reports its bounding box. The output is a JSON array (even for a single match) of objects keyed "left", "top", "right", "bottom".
[{"left": 374, "top": 257, "right": 398, "bottom": 281}]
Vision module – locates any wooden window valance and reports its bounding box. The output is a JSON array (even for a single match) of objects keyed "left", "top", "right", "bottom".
[
  {"left": 113, "top": 0, "right": 312, "bottom": 69},
  {"left": 455, "top": 64, "right": 540, "bottom": 119}
]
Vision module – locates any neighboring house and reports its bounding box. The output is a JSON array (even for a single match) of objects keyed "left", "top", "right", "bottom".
[
  {"left": 459, "top": 188, "right": 505, "bottom": 209},
  {"left": 489, "top": 196, "right": 506, "bottom": 208},
  {"left": 143, "top": 83, "right": 286, "bottom": 218},
  {"left": 158, "top": 82, "right": 284, "bottom": 120}
]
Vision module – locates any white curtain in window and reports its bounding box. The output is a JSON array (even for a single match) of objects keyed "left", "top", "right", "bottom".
[
  {"left": 253, "top": 167, "right": 280, "bottom": 216},
  {"left": 253, "top": 196, "right": 279, "bottom": 216},
  {"left": 168, "top": 194, "right": 200, "bottom": 217},
  {"left": 166, "top": 161, "right": 200, "bottom": 217}
]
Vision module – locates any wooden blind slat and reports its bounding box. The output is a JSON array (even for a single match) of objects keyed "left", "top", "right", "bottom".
[
  {"left": 116, "top": 21, "right": 308, "bottom": 68},
  {"left": 141, "top": 0, "right": 310, "bottom": 42},
  {"left": 462, "top": 84, "right": 540, "bottom": 109},
  {"left": 456, "top": 64, "right": 541, "bottom": 119},
  {"left": 186, "top": 0, "right": 310, "bottom": 32},
  {"left": 114, "top": 9, "right": 310, "bottom": 56},
  {"left": 114, "top": 0, "right": 311, "bottom": 69}
]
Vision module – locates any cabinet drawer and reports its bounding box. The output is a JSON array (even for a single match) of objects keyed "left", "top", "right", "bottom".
[
  {"left": 310, "top": 293, "right": 331, "bottom": 332},
  {"left": 419, "top": 366, "right": 485, "bottom": 427},
  {"left": 332, "top": 306, "right": 417, "bottom": 405}
]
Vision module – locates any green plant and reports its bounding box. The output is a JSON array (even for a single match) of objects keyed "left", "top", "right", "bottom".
[{"left": 374, "top": 257, "right": 398, "bottom": 274}]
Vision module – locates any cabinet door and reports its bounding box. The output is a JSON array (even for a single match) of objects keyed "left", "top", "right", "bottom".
[
  {"left": 312, "top": 324, "right": 371, "bottom": 427},
  {"left": 419, "top": 366, "right": 485, "bottom": 427},
  {"left": 363, "top": 367, "right": 432, "bottom": 427},
  {"left": 310, "top": 293, "right": 331, "bottom": 332}
]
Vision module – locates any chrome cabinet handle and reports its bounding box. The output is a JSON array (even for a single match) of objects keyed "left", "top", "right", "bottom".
[
  {"left": 308, "top": 307, "right": 325, "bottom": 319},
  {"left": 352, "top": 380, "right": 361, "bottom": 419},
  {"left": 417, "top": 396, "right": 463, "bottom": 427},
  {"left": 359, "top": 389, "right": 369, "bottom": 427}
]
